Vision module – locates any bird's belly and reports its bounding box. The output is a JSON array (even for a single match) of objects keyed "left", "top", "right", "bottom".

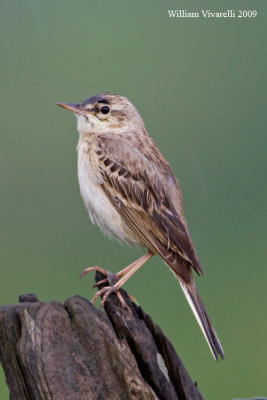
[{"left": 78, "top": 155, "right": 139, "bottom": 246}]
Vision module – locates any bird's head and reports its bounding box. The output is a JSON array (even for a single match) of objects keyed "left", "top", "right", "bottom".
[{"left": 57, "top": 93, "right": 144, "bottom": 135}]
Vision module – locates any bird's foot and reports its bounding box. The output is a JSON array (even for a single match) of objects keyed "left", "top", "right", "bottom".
[
  {"left": 91, "top": 284, "right": 132, "bottom": 313},
  {"left": 80, "top": 266, "right": 131, "bottom": 311},
  {"left": 80, "top": 253, "right": 152, "bottom": 312},
  {"left": 80, "top": 266, "right": 119, "bottom": 287}
]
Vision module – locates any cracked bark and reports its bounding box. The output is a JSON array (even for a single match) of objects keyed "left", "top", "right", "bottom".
[{"left": 0, "top": 273, "right": 204, "bottom": 400}]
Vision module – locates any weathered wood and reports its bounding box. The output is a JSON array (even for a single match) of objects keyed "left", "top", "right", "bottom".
[{"left": 0, "top": 273, "right": 204, "bottom": 400}]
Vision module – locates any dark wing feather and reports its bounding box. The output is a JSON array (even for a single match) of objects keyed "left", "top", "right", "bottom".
[{"left": 94, "top": 134, "right": 203, "bottom": 276}]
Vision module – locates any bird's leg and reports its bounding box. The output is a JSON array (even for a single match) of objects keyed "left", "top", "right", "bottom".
[
  {"left": 82, "top": 253, "right": 152, "bottom": 288},
  {"left": 91, "top": 252, "right": 153, "bottom": 310}
]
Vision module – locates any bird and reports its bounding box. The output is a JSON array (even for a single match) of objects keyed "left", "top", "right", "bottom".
[{"left": 57, "top": 92, "right": 224, "bottom": 360}]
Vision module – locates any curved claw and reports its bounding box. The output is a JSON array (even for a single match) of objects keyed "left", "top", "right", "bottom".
[
  {"left": 91, "top": 287, "right": 107, "bottom": 304},
  {"left": 117, "top": 292, "right": 132, "bottom": 313},
  {"left": 79, "top": 266, "right": 108, "bottom": 280},
  {"left": 128, "top": 293, "right": 138, "bottom": 305},
  {"left": 101, "top": 287, "right": 115, "bottom": 305}
]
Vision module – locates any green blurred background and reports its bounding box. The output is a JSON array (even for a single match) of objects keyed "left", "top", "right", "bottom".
[{"left": 1, "top": 0, "right": 266, "bottom": 398}]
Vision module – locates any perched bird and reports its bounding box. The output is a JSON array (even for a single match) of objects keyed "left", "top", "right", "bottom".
[{"left": 57, "top": 93, "right": 224, "bottom": 360}]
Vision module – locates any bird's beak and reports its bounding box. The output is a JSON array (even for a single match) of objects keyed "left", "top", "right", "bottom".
[{"left": 57, "top": 102, "right": 86, "bottom": 116}]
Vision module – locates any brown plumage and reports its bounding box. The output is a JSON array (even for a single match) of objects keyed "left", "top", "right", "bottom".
[{"left": 57, "top": 93, "right": 224, "bottom": 360}]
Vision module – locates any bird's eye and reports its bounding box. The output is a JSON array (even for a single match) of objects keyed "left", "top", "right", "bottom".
[{"left": 100, "top": 106, "right": 110, "bottom": 114}]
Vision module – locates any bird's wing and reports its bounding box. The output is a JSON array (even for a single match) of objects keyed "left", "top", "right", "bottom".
[
  {"left": 93, "top": 134, "right": 203, "bottom": 277},
  {"left": 92, "top": 134, "right": 226, "bottom": 361}
]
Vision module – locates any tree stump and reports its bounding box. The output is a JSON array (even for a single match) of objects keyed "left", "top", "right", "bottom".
[{"left": 0, "top": 272, "right": 204, "bottom": 400}]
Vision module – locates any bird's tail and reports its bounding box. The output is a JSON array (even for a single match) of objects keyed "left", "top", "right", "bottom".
[{"left": 179, "top": 278, "right": 224, "bottom": 360}]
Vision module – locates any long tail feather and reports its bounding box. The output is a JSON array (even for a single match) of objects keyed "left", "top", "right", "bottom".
[{"left": 179, "top": 279, "right": 224, "bottom": 360}]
